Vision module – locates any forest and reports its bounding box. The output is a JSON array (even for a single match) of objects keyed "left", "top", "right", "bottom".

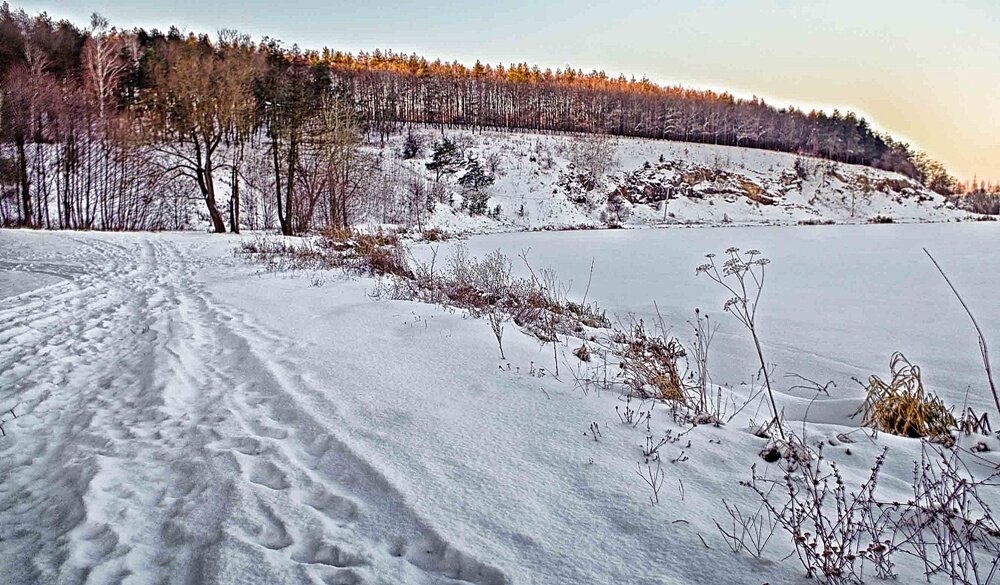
[{"left": 0, "top": 5, "right": 963, "bottom": 233}]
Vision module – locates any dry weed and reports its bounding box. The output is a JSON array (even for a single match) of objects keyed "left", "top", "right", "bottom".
[{"left": 858, "top": 353, "right": 956, "bottom": 439}]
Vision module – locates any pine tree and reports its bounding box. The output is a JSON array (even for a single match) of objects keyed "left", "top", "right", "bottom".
[
  {"left": 425, "top": 138, "right": 461, "bottom": 181},
  {"left": 458, "top": 157, "right": 494, "bottom": 215}
]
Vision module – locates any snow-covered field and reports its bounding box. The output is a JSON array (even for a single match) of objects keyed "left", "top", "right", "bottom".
[{"left": 1, "top": 223, "right": 998, "bottom": 585}]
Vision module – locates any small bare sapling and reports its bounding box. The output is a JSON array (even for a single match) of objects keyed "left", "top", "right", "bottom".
[{"left": 487, "top": 308, "right": 506, "bottom": 359}]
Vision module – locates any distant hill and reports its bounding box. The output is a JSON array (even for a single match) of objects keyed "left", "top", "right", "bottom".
[
  {"left": 0, "top": 6, "right": 961, "bottom": 232},
  {"left": 381, "top": 128, "right": 971, "bottom": 233}
]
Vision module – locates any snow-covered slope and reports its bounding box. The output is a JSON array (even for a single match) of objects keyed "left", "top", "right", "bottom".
[{"left": 386, "top": 129, "right": 970, "bottom": 232}]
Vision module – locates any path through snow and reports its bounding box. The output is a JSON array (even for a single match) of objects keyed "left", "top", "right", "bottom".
[{"left": 0, "top": 233, "right": 506, "bottom": 585}]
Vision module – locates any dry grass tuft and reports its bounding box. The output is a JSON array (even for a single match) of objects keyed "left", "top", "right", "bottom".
[
  {"left": 613, "top": 320, "right": 687, "bottom": 402},
  {"left": 318, "top": 226, "right": 354, "bottom": 247},
  {"left": 858, "top": 352, "right": 955, "bottom": 439}
]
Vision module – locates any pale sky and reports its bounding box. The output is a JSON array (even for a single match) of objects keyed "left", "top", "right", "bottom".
[{"left": 16, "top": 0, "right": 1000, "bottom": 181}]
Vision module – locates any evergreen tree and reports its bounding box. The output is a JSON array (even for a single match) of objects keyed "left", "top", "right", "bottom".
[
  {"left": 425, "top": 138, "right": 461, "bottom": 181},
  {"left": 458, "top": 157, "right": 494, "bottom": 215}
]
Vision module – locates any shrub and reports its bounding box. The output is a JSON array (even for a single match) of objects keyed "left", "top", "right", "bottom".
[
  {"left": 237, "top": 235, "right": 329, "bottom": 271},
  {"left": 888, "top": 443, "right": 1000, "bottom": 584},
  {"left": 420, "top": 227, "right": 450, "bottom": 242},
  {"left": 741, "top": 439, "right": 1000, "bottom": 585},
  {"left": 379, "top": 245, "right": 609, "bottom": 344},
  {"left": 868, "top": 215, "right": 895, "bottom": 224},
  {"left": 745, "top": 444, "right": 897, "bottom": 584},
  {"left": 237, "top": 229, "right": 411, "bottom": 278},
  {"left": 317, "top": 226, "right": 355, "bottom": 251},
  {"left": 357, "top": 243, "right": 411, "bottom": 278},
  {"left": 857, "top": 353, "right": 955, "bottom": 439}
]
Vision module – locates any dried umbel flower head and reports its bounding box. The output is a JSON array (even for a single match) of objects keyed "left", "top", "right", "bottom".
[{"left": 698, "top": 246, "right": 782, "bottom": 439}]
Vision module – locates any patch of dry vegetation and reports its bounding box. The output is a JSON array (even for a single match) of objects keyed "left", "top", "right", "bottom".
[
  {"left": 236, "top": 228, "right": 411, "bottom": 278},
  {"left": 611, "top": 319, "right": 686, "bottom": 402},
  {"left": 387, "top": 246, "right": 611, "bottom": 343},
  {"left": 857, "top": 353, "right": 956, "bottom": 439},
  {"left": 239, "top": 233, "right": 610, "bottom": 344}
]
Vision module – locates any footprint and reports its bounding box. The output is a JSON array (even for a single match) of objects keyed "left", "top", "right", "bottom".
[
  {"left": 72, "top": 522, "right": 120, "bottom": 563},
  {"left": 292, "top": 538, "right": 367, "bottom": 568},
  {"left": 248, "top": 461, "right": 290, "bottom": 491},
  {"left": 212, "top": 436, "right": 264, "bottom": 456},
  {"left": 253, "top": 500, "right": 294, "bottom": 550},
  {"left": 404, "top": 535, "right": 509, "bottom": 585},
  {"left": 304, "top": 434, "right": 333, "bottom": 458},
  {"left": 248, "top": 419, "right": 290, "bottom": 440},
  {"left": 305, "top": 488, "right": 360, "bottom": 524},
  {"left": 320, "top": 568, "right": 367, "bottom": 585}
]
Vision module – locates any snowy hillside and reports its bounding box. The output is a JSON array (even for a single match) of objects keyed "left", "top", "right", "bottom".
[
  {"left": 385, "top": 129, "right": 970, "bottom": 232},
  {"left": 2, "top": 225, "right": 997, "bottom": 584}
]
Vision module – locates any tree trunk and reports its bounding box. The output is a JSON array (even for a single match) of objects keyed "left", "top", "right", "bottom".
[
  {"left": 203, "top": 159, "right": 227, "bottom": 233},
  {"left": 272, "top": 137, "right": 290, "bottom": 236},
  {"left": 284, "top": 136, "right": 297, "bottom": 236},
  {"left": 339, "top": 166, "right": 349, "bottom": 229},
  {"left": 192, "top": 137, "right": 227, "bottom": 234},
  {"left": 229, "top": 163, "right": 240, "bottom": 233},
  {"left": 15, "top": 136, "right": 31, "bottom": 227}
]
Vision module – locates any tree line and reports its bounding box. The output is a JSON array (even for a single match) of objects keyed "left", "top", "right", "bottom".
[
  {"left": 0, "top": 6, "right": 398, "bottom": 233},
  {"left": 321, "top": 50, "right": 923, "bottom": 177},
  {"left": 0, "top": 5, "right": 960, "bottom": 232}
]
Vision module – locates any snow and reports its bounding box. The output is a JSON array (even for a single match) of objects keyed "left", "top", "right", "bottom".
[
  {"left": 386, "top": 129, "right": 975, "bottom": 233},
  {"left": 413, "top": 222, "right": 1000, "bottom": 416},
  {"left": 1, "top": 223, "right": 998, "bottom": 585}
]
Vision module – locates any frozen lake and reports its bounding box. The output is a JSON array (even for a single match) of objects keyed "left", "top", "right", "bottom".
[{"left": 421, "top": 222, "right": 1000, "bottom": 414}]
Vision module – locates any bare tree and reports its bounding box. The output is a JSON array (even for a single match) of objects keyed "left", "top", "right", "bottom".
[
  {"left": 82, "top": 13, "right": 135, "bottom": 121},
  {"left": 217, "top": 30, "right": 262, "bottom": 233},
  {"left": 313, "top": 92, "right": 365, "bottom": 229},
  {"left": 146, "top": 39, "right": 256, "bottom": 233}
]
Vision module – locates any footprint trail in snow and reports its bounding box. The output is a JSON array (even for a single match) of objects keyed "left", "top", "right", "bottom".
[{"left": 0, "top": 234, "right": 507, "bottom": 585}]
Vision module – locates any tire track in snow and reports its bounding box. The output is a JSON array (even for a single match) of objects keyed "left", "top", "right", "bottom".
[{"left": 0, "top": 234, "right": 507, "bottom": 585}]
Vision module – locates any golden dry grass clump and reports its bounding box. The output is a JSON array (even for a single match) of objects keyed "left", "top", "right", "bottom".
[
  {"left": 613, "top": 321, "right": 687, "bottom": 402},
  {"left": 858, "top": 352, "right": 956, "bottom": 439}
]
